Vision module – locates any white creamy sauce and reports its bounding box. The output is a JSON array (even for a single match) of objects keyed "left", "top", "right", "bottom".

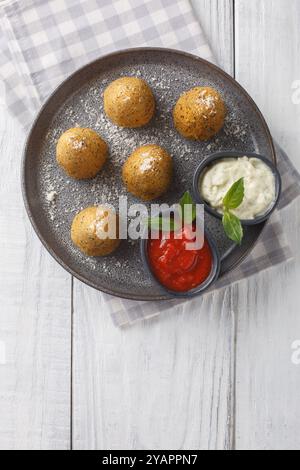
[{"left": 200, "top": 157, "right": 276, "bottom": 220}]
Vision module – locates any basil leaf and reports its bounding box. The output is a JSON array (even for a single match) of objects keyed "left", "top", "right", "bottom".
[
  {"left": 180, "top": 190, "right": 193, "bottom": 207},
  {"left": 223, "top": 178, "right": 245, "bottom": 210},
  {"left": 148, "top": 217, "right": 177, "bottom": 232},
  {"left": 179, "top": 191, "right": 197, "bottom": 224},
  {"left": 222, "top": 211, "right": 244, "bottom": 245}
]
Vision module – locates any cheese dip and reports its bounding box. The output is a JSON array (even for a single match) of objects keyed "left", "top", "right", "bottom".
[{"left": 200, "top": 156, "right": 276, "bottom": 220}]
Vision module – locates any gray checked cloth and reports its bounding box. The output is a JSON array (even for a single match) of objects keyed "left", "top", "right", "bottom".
[{"left": 0, "top": 0, "right": 299, "bottom": 326}]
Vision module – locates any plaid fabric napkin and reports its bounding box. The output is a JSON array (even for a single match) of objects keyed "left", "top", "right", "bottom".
[{"left": 0, "top": 0, "right": 299, "bottom": 326}]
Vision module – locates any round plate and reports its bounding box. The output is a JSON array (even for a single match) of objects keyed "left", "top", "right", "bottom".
[{"left": 22, "top": 48, "right": 276, "bottom": 301}]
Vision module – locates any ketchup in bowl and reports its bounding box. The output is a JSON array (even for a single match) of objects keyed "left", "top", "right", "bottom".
[{"left": 147, "top": 225, "right": 213, "bottom": 293}]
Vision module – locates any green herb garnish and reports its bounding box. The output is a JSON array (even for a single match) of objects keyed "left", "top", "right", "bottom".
[
  {"left": 222, "top": 211, "right": 244, "bottom": 245},
  {"left": 179, "top": 191, "right": 197, "bottom": 224},
  {"left": 222, "top": 178, "right": 245, "bottom": 210},
  {"left": 222, "top": 178, "right": 245, "bottom": 244}
]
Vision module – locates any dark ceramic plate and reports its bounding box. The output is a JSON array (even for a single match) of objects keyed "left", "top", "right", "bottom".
[{"left": 22, "top": 48, "right": 276, "bottom": 301}]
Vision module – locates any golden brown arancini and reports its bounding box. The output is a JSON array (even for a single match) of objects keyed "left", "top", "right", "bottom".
[
  {"left": 104, "top": 77, "right": 155, "bottom": 128},
  {"left": 173, "top": 86, "right": 226, "bottom": 141},
  {"left": 122, "top": 144, "right": 173, "bottom": 201},
  {"left": 71, "top": 206, "right": 120, "bottom": 257},
  {"left": 56, "top": 127, "right": 108, "bottom": 179}
]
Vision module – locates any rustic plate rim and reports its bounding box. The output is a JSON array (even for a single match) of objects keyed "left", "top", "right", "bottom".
[{"left": 21, "top": 47, "right": 276, "bottom": 301}]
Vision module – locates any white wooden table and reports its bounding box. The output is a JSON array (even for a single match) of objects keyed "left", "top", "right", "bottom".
[{"left": 0, "top": 0, "right": 300, "bottom": 451}]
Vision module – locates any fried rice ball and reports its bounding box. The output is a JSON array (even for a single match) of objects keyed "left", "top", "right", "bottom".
[
  {"left": 71, "top": 206, "right": 120, "bottom": 257},
  {"left": 122, "top": 144, "right": 173, "bottom": 201},
  {"left": 104, "top": 77, "right": 155, "bottom": 128},
  {"left": 173, "top": 86, "right": 226, "bottom": 141},
  {"left": 56, "top": 127, "right": 108, "bottom": 179}
]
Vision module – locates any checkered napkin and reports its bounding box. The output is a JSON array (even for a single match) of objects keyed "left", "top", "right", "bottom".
[{"left": 1, "top": 0, "right": 299, "bottom": 326}]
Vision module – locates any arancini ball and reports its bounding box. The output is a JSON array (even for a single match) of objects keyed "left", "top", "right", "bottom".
[
  {"left": 173, "top": 86, "right": 226, "bottom": 141},
  {"left": 122, "top": 144, "right": 173, "bottom": 201},
  {"left": 104, "top": 77, "right": 155, "bottom": 128},
  {"left": 71, "top": 206, "right": 120, "bottom": 257},
  {"left": 56, "top": 127, "right": 108, "bottom": 179}
]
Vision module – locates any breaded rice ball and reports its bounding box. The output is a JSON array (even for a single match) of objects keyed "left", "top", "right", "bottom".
[
  {"left": 122, "top": 144, "right": 173, "bottom": 201},
  {"left": 173, "top": 86, "right": 226, "bottom": 141},
  {"left": 71, "top": 206, "right": 120, "bottom": 257},
  {"left": 56, "top": 127, "right": 108, "bottom": 179},
  {"left": 104, "top": 77, "right": 155, "bottom": 128}
]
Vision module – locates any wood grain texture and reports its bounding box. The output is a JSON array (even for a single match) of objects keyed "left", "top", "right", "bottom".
[
  {"left": 192, "top": 0, "right": 234, "bottom": 74},
  {"left": 234, "top": 0, "right": 300, "bottom": 450},
  {"left": 73, "top": 282, "right": 236, "bottom": 450},
  {"left": 235, "top": 0, "right": 300, "bottom": 169},
  {"left": 72, "top": 1, "right": 236, "bottom": 451},
  {"left": 0, "top": 107, "right": 71, "bottom": 450},
  {"left": 234, "top": 201, "right": 300, "bottom": 450}
]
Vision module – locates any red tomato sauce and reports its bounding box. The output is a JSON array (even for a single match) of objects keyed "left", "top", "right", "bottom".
[{"left": 148, "top": 226, "right": 213, "bottom": 293}]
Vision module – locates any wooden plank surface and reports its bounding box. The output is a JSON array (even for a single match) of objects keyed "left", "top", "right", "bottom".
[
  {"left": 0, "top": 103, "right": 72, "bottom": 449},
  {"left": 235, "top": 0, "right": 300, "bottom": 169},
  {"left": 234, "top": 0, "right": 300, "bottom": 450},
  {"left": 73, "top": 283, "right": 236, "bottom": 450},
  {"left": 72, "top": 1, "right": 236, "bottom": 451},
  {"left": 192, "top": 0, "right": 234, "bottom": 74}
]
